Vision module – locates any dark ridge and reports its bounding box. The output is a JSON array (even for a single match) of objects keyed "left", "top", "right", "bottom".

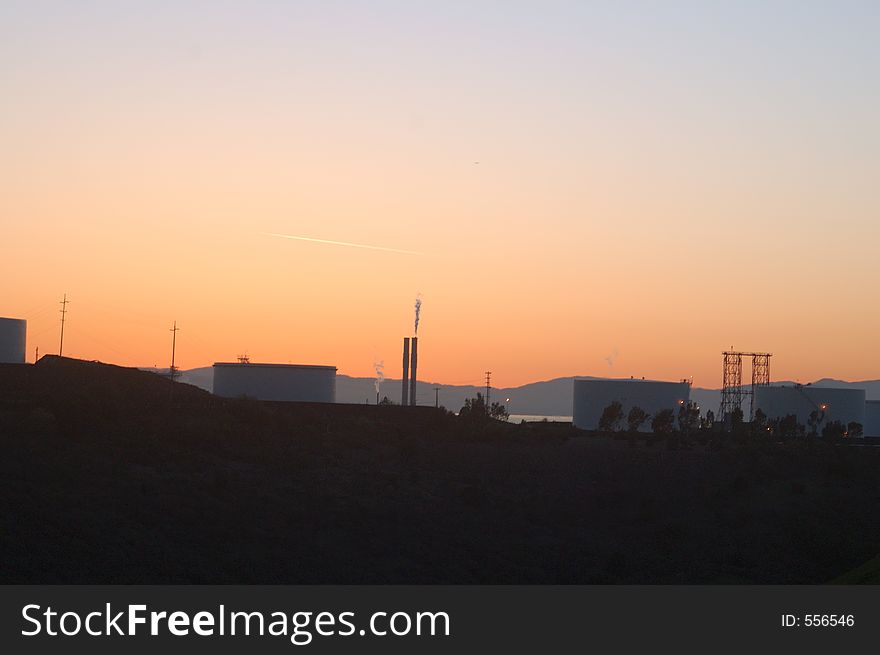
[{"left": 1, "top": 357, "right": 879, "bottom": 584}]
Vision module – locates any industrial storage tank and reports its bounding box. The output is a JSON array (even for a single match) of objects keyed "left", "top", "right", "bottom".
[
  {"left": 864, "top": 401, "right": 880, "bottom": 438},
  {"left": 754, "top": 386, "right": 865, "bottom": 432},
  {"left": 0, "top": 317, "right": 26, "bottom": 364},
  {"left": 212, "top": 362, "right": 336, "bottom": 403},
  {"left": 572, "top": 379, "right": 690, "bottom": 431}
]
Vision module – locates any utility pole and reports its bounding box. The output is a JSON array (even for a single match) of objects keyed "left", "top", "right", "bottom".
[
  {"left": 485, "top": 371, "right": 492, "bottom": 414},
  {"left": 58, "top": 294, "right": 69, "bottom": 356},
  {"left": 169, "top": 321, "right": 180, "bottom": 387},
  {"left": 434, "top": 387, "right": 440, "bottom": 408}
]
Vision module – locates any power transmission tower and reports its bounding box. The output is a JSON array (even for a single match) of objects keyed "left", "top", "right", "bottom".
[
  {"left": 749, "top": 353, "right": 771, "bottom": 420},
  {"left": 720, "top": 351, "right": 743, "bottom": 420},
  {"left": 485, "top": 371, "right": 492, "bottom": 414},
  {"left": 720, "top": 350, "right": 772, "bottom": 422},
  {"left": 58, "top": 294, "right": 69, "bottom": 356}
]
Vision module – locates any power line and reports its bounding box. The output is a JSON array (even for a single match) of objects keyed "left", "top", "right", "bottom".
[{"left": 19, "top": 300, "right": 57, "bottom": 320}]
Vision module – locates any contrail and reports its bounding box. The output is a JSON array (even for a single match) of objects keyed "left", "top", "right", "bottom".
[{"left": 260, "top": 232, "right": 423, "bottom": 256}]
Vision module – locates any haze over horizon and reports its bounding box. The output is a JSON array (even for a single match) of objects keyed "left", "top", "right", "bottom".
[{"left": 2, "top": 1, "right": 878, "bottom": 388}]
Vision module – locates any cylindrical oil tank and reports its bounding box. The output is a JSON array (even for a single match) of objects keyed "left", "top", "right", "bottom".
[
  {"left": 572, "top": 379, "right": 690, "bottom": 431},
  {"left": 754, "top": 386, "right": 865, "bottom": 430},
  {"left": 865, "top": 401, "right": 880, "bottom": 438},
  {"left": 0, "top": 317, "right": 26, "bottom": 364},
  {"left": 212, "top": 362, "right": 336, "bottom": 403}
]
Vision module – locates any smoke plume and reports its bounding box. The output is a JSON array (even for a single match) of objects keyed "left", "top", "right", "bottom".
[
  {"left": 374, "top": 360, "right": 385, "bottom": 394},
  {"left": 605, "top": 348, "right": 619, "bottom": 369},
  {"left": 413, "top": 295, "right": 422, "bottom": 335}
]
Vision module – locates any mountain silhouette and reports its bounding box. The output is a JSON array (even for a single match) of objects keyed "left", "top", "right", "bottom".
[{"left": 146, "top": 368, "right": 880, "bottom": 416}]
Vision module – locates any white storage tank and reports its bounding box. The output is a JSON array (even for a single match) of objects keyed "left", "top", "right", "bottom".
[
  {"left": 865, "top": 401, "right": 880, "bottom": 438},
  {"left": 754, "top": 386, "right": 865, "bottom": 431},
  {"left": 0, "top": 317, "right": 26, "bottom": 364},
  {"left": 212, "top": 362, "right": 336, "bottom": 403},
  {"left": 572, "top": 379, "right": 690, "bottom": 431}
]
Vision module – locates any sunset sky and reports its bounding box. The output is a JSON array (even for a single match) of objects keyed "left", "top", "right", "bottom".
[{"left": 2, "top": 1, "right": 878, "bottom": 388}]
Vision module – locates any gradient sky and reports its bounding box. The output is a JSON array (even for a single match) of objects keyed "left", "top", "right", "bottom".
[{"left": 2, "top": 1, "right": 878, "bottom": 388}]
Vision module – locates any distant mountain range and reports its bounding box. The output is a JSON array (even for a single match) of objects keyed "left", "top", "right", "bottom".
[{"left": 146, "top": 367, "right": 880, "bottom": 417}]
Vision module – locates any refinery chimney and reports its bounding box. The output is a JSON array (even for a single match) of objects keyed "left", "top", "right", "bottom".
[
  {"left": 401, "top": 337, "right": 410, "bottom": 406},
  {"left": 409, "top": 337, "right": 418, "bottom": 406}
]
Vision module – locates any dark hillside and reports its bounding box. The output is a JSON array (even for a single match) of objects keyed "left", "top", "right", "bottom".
[{"left": 1, "top": 357, "right": 878, "bottom": 584}]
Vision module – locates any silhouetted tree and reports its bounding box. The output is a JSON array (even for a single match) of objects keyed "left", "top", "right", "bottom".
[
  {"left": 778, "top": 414, "right": 803, "bottom": 439},
  {"left": 751, "top": 408, "right": 768, "bottom": 436},
  {"left": 459, "top": 393, "right": 508, "bottom": 422},
  {"left": 489, "top": 401, "right": 509, "bottom": 421},
  {"left": 378, "top": 396, "right": 394, "bottom": 406},
  {"left": 807, "top": 410, "right": 822, "bottom": 437},
  {"left": 677, "top": 401, "right": 700, "bottom": 435},
  {"left": 627, "top": 406, "right": 650, "bottom": 432},
  {"left": 459, "top": 393, "right": 486, "bottom": 419},
  {"left": 598, "top": 401, "right": 624, "bottom": 432},
  {"left": 753, "top": 408, "right": 767, "bottom": 427},
  {"left": 651, "top": 408, "right": 675, "bottom": 434},
  {"left": 822, "top": 420, "right": 846, "bottom": 440},
  {"left": 730, "top": 407, "right": 745, "bottom": 432},
  {"left": 847, "top": 421, "right": 864, "bottom": 438},
  {"left": 703, "top": 409, "right": 715, "bottom": 429}
]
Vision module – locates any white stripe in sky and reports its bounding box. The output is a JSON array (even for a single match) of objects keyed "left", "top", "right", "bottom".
[{"left": 260, "top": 232, "right": 423, "bottom": 256}]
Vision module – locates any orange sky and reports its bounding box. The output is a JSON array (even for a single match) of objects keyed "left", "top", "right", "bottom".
[{"left": 2, "top": 2, "right": 878, "bottom": 388}]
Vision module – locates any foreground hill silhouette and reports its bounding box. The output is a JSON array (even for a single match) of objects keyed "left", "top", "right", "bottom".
[{"left": 1, "top": 357, "right": 878, "bottom": 584}]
